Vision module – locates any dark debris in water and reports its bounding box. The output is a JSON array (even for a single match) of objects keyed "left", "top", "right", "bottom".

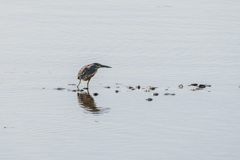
[
  {"left": 198, "top": 84, "right": 206, "bottom": 88},
  {"left": 93, "top": 93, "right": 99, "bottom": 96},
  {"left": 147, "top": 86, "right": 158, "bottom": 90},
  {"left": 54, "top": 88, "right": 66, "bottom": 90},
  {"left": 104, "top": 86, "right": 110, "bottom": 89},
  {"left": 164, "top": 93, "right": 175, "bottom": 96},
  {"left": 188, "top": 83, "right": 211, "bottom": 91},
  {"left": 146, "top": 98, "right": 153, "bottom": 101}
]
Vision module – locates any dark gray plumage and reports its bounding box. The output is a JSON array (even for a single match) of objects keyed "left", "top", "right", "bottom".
[{"left": 77, "top": 63, "right": 111, "bottom": 88}]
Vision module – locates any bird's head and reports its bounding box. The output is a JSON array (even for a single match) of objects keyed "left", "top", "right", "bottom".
[{"left": 93, "top": 63, "right": 112, "bottom": 69}]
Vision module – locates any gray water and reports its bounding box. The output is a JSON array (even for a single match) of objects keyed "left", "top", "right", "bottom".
[{"left": 1, "top": 0, "right": 240, "bottom": 159}]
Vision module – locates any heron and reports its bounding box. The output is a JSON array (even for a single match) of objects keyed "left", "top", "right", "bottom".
[{"left": 77, "top": 63, "right": 111, "bottom": 89}]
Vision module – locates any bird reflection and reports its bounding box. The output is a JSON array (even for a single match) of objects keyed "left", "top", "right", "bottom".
[{"left": 77, "top": 89, "right": 110, "bottom": 114}]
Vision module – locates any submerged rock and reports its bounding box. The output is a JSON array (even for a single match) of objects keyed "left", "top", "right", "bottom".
[
  {"left": 104, "top": 86, "right": 110, "bottom": 89},
  {"left": 198, "top": 84, "right": 206, "bottom": 88},
  {"left": 127, "top": 86, "right": 133, "bottom": 89},
  {"left": 147, "top": 86, "right": 158, "bottom": 90},
  {"left": 93, "top": 93, "right": 99, "bottom": 96},
  {"left": 146, "top": 98, "right": 153, "bottom": 101},
  {"left": 54, "top": 88, "right": 65, "bottom": 90}
]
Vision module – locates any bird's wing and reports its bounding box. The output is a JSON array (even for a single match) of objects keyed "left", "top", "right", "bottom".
[
  {"left": 78, "top": 65, "right": 97, "bottom": 80},
  {"left": 78, "top": 67, "right": 87, "bottom": 79}
]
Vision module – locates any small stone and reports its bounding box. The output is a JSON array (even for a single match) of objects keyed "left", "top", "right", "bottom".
[
  {"left": 115, "top": 90, "right": 119, "bottom": 93},
  {"left": 104, "top": 86, "right": 110, "bottom": 89},
  {"left": 128, "top": 86, "right": 133, "bottom": 89},
  {"left": 164, "top": 93, "right": 170, "bottom": 95},
  {"left": 72, "top": 90, "right": 77, "bottom": 92},
  {"left": 55, "top": 88, "right": 65, "bottom": 90},
  {"left": 171, "top": 93, "right": 175, "bottom": 96},
  {"left": 136, "top": 85, "right": 141, "bottom": 89},
  {"left": 147, "top": 86, "right": 158, "bottom": 90},
  {"left": 198, "top": 84, "right": 206, "bottom": 88},
  {"left": 190, "top": 83, "right": 198, "bottom": 86},
  {"left": 146, "top": 98, "right": 153, "bottom": 101},
  {"left": 152, "top": 93, "right": 159, "bottom": 96},
  {"left": 144, "top": 89, "right": 150, "bottom": 92},
  {"left": 131, "top": 88, "right": 135, "bottom": 90},
  {"left": 93, "top": 93, "right": 99, "bottom": 96},
  {"left": 178, "top": 84, "right": 183, "bottom": 88}
]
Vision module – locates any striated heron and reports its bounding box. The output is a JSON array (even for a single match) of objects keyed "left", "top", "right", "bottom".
[{"left": 77, "top": 63, "right": 111, "bottom": 89}]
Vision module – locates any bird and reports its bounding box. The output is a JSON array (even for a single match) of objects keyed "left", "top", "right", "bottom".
[{"left": 77, "top": 63, "right": 111, "bottom": 89}]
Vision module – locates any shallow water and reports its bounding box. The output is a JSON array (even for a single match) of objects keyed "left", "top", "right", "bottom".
[{"left": 1, "top": 0, "right": 240, "bottom": 159}]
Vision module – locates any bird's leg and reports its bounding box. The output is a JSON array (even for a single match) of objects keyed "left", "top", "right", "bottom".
[
  {"left": 87, "top": 78, "right": 91, "bottom": 89},
  {"left": 86, "top": 88, "right": 90, "bottom": 95},
  {"left": 77, "top": 79, "right": 81, "bottom": 89}
]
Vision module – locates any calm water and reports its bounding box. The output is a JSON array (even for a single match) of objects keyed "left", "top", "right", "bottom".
[{"left": 1, "top": 0, "right": 240, "bottom": 159}]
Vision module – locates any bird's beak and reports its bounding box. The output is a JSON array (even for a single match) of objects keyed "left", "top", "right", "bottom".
[{"left": 100, "top": 65, "right": 112, "bottom": 68}]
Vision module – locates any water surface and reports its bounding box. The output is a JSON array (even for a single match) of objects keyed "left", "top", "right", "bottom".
[{"left": 1, "top": 0, "right": 240, "bottom": 159}]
